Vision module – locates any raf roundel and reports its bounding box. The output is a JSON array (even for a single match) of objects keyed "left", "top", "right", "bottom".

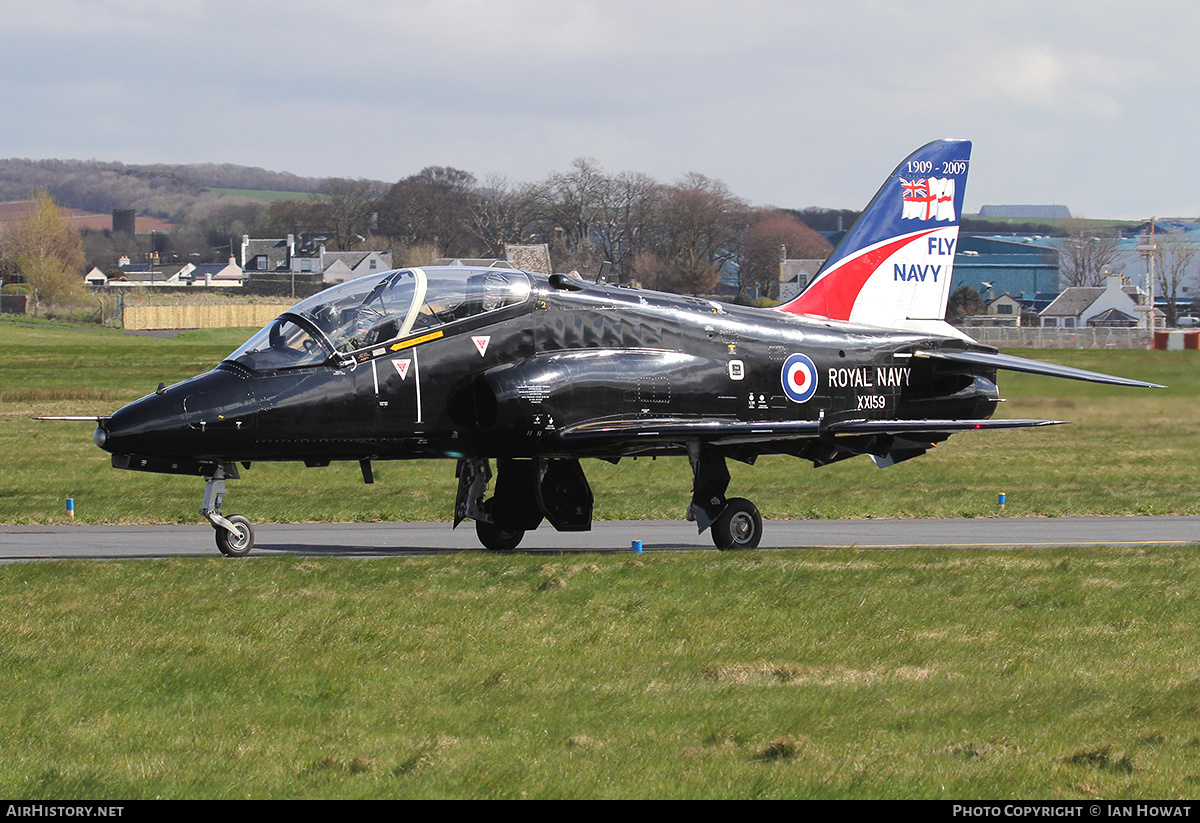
[{"left": 781, "top": 353, "right": 818, "bottom": 403}]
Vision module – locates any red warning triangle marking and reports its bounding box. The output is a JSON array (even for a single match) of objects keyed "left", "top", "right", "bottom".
[
  {"left": 472, "top": 336, "right": 490, "bottom": 357},
  {"left": 392, "top": 358, "right": 411, "bottom": 380}
]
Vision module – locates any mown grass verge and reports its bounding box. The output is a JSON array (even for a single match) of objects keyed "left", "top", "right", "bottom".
[{"left": 2, "top": 548, "right": 1199, "bottom": 799}]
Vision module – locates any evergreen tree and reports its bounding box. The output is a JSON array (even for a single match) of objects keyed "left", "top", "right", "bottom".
[{"left": 947, "top": 284, "right": 986, "bottom": 322}]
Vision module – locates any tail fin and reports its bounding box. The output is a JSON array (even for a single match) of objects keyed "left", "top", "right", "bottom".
[{"left": 778, "top": 139, "right": 971, "bottom": 336}]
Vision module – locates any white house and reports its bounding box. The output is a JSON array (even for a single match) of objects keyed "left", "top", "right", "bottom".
[
  {"left": 987, "top": 293, "right": 1023, "bottom": 319},
  {"left": 320, "top": 250, "right": 393, "bottom": 283},
  {"left": 778, "top": 259, "right": 824, "bottom": 302},
  {"left": 189, "top": 258, "right": 244, "bottom": 286},
  {"left": 1039, "top": 274, "right": 1163, "bottom": 329}
]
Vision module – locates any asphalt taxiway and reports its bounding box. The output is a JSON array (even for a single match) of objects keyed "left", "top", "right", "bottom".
[{"left": 0, "top": 516, "right": 1196, "bottom": 561}]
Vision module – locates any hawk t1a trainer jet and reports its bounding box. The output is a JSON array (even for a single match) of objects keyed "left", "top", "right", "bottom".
[{"left": 72, "top": 139, "right": 1161, "bottom": 555}]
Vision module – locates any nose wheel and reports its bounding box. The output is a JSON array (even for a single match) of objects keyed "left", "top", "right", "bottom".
[
  {"left": 201, "top": 464, "right": 256, "bottom": 557},
  {"left": 214, "top": 514, "right": 255, "bottom": 557}
]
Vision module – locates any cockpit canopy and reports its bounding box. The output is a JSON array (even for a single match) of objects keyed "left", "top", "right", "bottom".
[{"left": 226, "top": 267, "right": 532, "bottom": 372}]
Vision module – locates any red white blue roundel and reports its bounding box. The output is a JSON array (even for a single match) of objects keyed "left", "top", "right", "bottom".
[{"left": 781, "top": 353, "right": 818, "bottom": 403}]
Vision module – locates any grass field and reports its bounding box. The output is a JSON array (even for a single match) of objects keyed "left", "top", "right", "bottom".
[
  {"left": 204, "top": 188, "right": 318, "bottom": 203},
  {"left": 2, "top": 317, "right": 1199, "bottom": 799},
  {"left": 4, "top": 547, "right": 1200, "bottom": 799}
]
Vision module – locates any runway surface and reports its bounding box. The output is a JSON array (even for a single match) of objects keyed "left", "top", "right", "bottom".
[{"left": 0, "top": 516, "right": 1196, "bottom": 561}]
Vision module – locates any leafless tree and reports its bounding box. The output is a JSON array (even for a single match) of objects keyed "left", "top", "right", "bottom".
[
  {"left": 591, "top": 171, "right": 660, "bottom": 283},
  {"left": 254, "top": 199, "right": 328, "bottom": 239},
  {"left": 465, "top": 175, "right": 536, "bottom": 259},
  {"left": 1152, "top": 229, "right": 1199, "bottom": 325},
  {"left": 739, "top": 209, "right": 832, "bottom": 301},
  {"left": 319, "top": 177, "right": 387, "bottom": 251},
  {"left": 531, "top": 158, "right": 609, "bottom": 251},
  {"left": 524, "top": 160, "right": 663, "bottom": 282},
  {"left": 1058, "top": 222, "right": 1122, "bottom": 288},
  {"left": 377, "top": 166, "right": 478, "bottom": 257},
  {"left": 646, "top": 173, "right": 749, "bottom": 295}
]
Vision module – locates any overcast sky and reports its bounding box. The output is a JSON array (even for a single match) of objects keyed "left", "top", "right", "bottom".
[{"left": 3, "top": 0, "right": 1197, "bottom": 219}]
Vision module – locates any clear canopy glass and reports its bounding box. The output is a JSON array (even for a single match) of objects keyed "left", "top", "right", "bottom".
[{"left": 225, "top": 267, "right": 531, "bottom": 372}]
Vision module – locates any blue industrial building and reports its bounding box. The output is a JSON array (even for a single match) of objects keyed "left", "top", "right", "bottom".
[{"left": 949, "top": 235, "right": 1060, "bottom": 299}]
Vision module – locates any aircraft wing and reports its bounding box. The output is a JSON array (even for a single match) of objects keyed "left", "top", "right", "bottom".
[
  {"left": 913, "top": 349, "right": 1165, "bottom": 388},
  {"left": 558, "top": 416, "right": 1064, "bottom": 446}
]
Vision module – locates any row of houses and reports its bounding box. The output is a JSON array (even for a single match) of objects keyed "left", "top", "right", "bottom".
[
  {"left": 946, "top": 219, "right": 1200, "bottom": 329},
  {"left": 978, "top": 274, "right": 1166, "bottom": 329},
  {"left": 83, "top": 235, "right": 559, "bottom": 294},
  {"left": 238, "top": 235, "right": 394, "bottom": 281},
  {"left": 85, "top": 234, "right": 396, "bottom": 289}
]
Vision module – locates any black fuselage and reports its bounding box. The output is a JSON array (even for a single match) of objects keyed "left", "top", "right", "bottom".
[{"left": 98, "top": 273, "right": 999, "bottom": 473}]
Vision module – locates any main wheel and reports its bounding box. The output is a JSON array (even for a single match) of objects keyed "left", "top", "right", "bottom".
[
  {"left": 475, "top": 519, "right": 525, "bottom": 552},
  {"left": 215, "top": 515, "right": 255, "bottom": 557},
  {"left": 711, "top": 498, "right": 762, "bottom": 550}
]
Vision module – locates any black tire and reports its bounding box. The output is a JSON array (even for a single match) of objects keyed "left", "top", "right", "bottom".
[
  {"left": 215, "top": 515, "right": 255, "bottom": 557},
  {"left": 475, "top": 519, "right": 525, "bottom": 552},
  {"left": 711, "top": 498, "right": 762, "bottom": 550}
]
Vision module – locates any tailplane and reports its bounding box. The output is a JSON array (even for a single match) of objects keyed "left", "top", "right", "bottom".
[{"left": 778, "top": 139, "right": 971, "bottom": 336}]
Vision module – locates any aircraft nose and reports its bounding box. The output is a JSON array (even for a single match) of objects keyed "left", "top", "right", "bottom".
[
  {"left": 99, "top": 368, "right": 257, "bottom": 459},
  {"left": 98, "top": 384, "right": 188, "bottom": 456}
]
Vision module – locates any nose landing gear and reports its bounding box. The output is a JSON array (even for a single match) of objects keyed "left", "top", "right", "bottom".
[{"left": 202, "top": 463, "right": 255, "bottom": 557}]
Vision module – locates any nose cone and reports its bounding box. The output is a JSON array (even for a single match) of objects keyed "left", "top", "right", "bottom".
[
  {"left": 99, "top": 368, "right": 256, "bottom": 461},
  {"left": 100, "top": 385, "right": 187, "bottom": 457}
]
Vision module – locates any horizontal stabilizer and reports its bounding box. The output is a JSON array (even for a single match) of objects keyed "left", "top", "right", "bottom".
[{"left": 914, "top": 349, "right": 1165, "bottom": 389}]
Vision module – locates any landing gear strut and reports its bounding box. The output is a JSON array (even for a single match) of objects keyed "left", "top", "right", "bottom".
[
  {"left": 202, "top": 463, "right": 255, "bottom": 557},
  {"left": 687, "top": 444, "right": 763, "bottom": 550}
]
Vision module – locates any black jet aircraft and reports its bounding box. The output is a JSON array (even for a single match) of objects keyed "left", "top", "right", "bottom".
[{"left": 52, "top": 139, "right": 1161, "bottom": 555}]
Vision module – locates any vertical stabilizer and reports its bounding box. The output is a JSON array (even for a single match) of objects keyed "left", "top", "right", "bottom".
[{"left": 778, "top": 139, "right": 971, "bottom": 335}]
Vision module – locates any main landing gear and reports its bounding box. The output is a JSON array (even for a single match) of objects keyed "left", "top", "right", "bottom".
[
  {"left": 458, "top": 450, "right": 763, "bottom": 552},
  {"left": 201, "top": 463, "right": 256, "bottom": 557},
  {"left": 687, "top": 445, "right": 763, "bottom": 550},
  {"left": 455, "top": 457, "right": 594, "bottom": 552}
]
